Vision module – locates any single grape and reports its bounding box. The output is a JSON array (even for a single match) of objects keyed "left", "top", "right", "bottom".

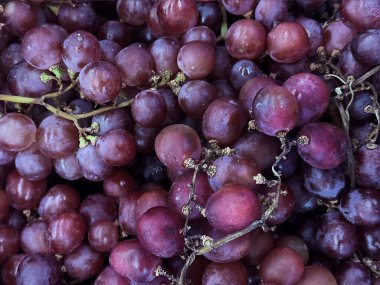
[
  {"left": 58, "top": 3, "right": 98, "bottom": 33},
  {"left": 0, "top": 43, "right": 24, "bottom": 74},
  {"left": 2, "top": 1, "right": 37, "bottom": 37},
  {"left": 254, "top": 0, "right": 288, "bottom": 30},
  {"left": 323, "top": 20, "right": 357, "bottom": 56},
  {"left": 244, "top": 228, "right": 275, "bottom": 266},
  {"left": 202, "top": 261, "right": 248, "bottom": 285},
  {"left": 117, "top": 0, "right": 151, "bottom": 26},
  {"left": 54, "top": 152, "right": 83, "bottom": 181},
  {"left": 229, "top": 59, "right": 264, "bottom": 91},
  {"left": 355, "top": 145, "right": 380, "bottom": 189},
  {"left": 94, "top": 266, "right": 131, "bottom": 285},
  {"left": 340, "top": 0, "right": 380, "bottom": 31},
  {"left": 296, "top": 265, "right": 337, "bottom": 285},
  {"left": 335, "top": 261, "right": 372, "bottom": 285},
  {"left": 196, "top": 1, "right": 223, "bottom": 34},
  {"left": 103, "top": 169, "right": 138, "bottom": 202},
  {"left": 182, "top": 25, "right": 217, "bottom": 47},
  {"left": 99, "top": 40, "right": 122, "bottom": 64},
  {"left": 97, "top": 20, "right": 131, "bottom": 47},
  {"left": 1, "top": 254, "right": 27, "bottom": 285},
  {"left": 149, "top": 36, "right": 180, "bottom": 75},
  {"left": 20, "top": 219, "right": 52, "bottom": 254},
  {"left": 88, "top": 220, "right": 119, "bottom": 253}
]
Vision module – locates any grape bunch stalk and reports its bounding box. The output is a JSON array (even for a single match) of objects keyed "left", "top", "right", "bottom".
[{"left": 0, "top": 0, "right": 379, "bottom": 285}]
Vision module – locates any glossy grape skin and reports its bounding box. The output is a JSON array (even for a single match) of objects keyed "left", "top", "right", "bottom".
[
  {"left": 155, "top": 124, "right": 202, "bottom": 171},
  {"left": 95, "top": 266, "right": 132, "bottom": 285},
  {"left": 92, "top": 108, "right": 133, "bottom": 135},
  {"left": 79, "top": 194, "right": 117, "bottom": 227},
  {"left": 1, "top": 254, "right": 26, "bottom": 285},
  {"left": 79, "top": 61, "right": 122, "bottom": 104},
  {"left": 2, "top": 1, "right": 37, "bottom": 37},
  {"left": 182, "top": 25, "right": 217, "bottom": 47},
  {"left": 267, "top": 22, "right": 310, "bottom": 63},
  {"left": 37, "top": 115, "right": 79, "bottom": 159},
  {"left": 252, "top": 85, "right": 298, "bottom": 136},
  {"left": 169, "top": 172, "right": 213, "bottom": 220},
  {"left": 0, "top": 43, "right": 24, "bottom": 74},
  {"left": 351, "top": 29, "right": 380, "bottom": 68},
  {"left": 157, "top": 0, "right": 198, "bottom": 36},
  {"left": 244, "top": 228, "right": 274, "bottom": 266},
  {"left": 115, "top": 44, "right": 154, "bottom": 87},
  {"left": 64, "top": 244, "right": 104, "bottom": 281},
  {"left": 296, "top": 16, "right": 323, "bottom": 57},
  {"left": 209, "top": 46, "right": 234, "bottom": 81},
  {"left": 118, "top": 192, "right": 142, "bottom": 235},
  {"left": 323, "top": 20, "right": 357, "bottom": 56},
  {"left": 287, "top": 175, "right": 318, "bottom": 213},
  {"left": 177, "top": 41, "right": 215, "bottom": 79},
  {"left": 0, "top": 113, "right": 37, "bottom": 152},
  {"left": 103, "top": 169, "right": 138, "bottom": 202},
  {"left": 297, "top": 122, "right": 347, "bottom": 169},
  {"left": 340, "top": 0, "right": 380, "bottom": 31},
  {"left": 54, "top": 152, "right": 83, "bottom": 181},
  {"left": 109, "top": 239, "right": 162, "bottom": 282},
  {"left": 316, "top": 211, "right": 359, "bottom": 259},
  {"left": 15, "top": 254, "right": 62, "bottom": 285},
  {"left": 38, "top": 184, "right": 80, "bottom": 219},
  {"left": 62, "top": 31, "right": 101, "bottom": 72},
  {"left": 196, "top": 2, "right": 222, "bottom": 34},
  {"left": 88, "top": 221, "right": 118, "bottom": 253},
  {"left": 355, "top": 145, "right": 380, "bottom": 189},
  {"left": 202, "top": 261, "right": 248, "bottom": 285},
  {"left": 117, "top": 0, "right": 151, "bottom": 26},
  {"left": 6, "top": 169, "right": 46, "bottom": 211},
  {"left": 259, "top": 246, "right": 304, "bottom": 285},
  {"left": 98, "top": 21, "right": 131, "bottom": 47},
  {"left": 21, "top": 26, "right": 62, "bottom": 70},
  {"left": 283, "top": 73, "right": 330, "bottom": 127},
  {"left": 7, "top": 62, "right": 53, "bottom": 98},
  {"left": 206, "top": 183, "right": 261, "bottom": 233},
  {"left": 58, "top": 3, "right": 98, "bottom": 33},
  {"left": 20, "top": 220, "right": 52, "bottom": 254},
  {"left": 131, "top": 89, "right": 167, "bottom": 128},
  {"left": 48, "top": 210, "right": 86, "bottom": 255},
  {"left": 0, "top": 225, "right": 20, "bottom": 263},
  {"left": 296, "top": 265, "right": 337, "bottom": 285},
  {"left": 208, "top": 154, "right": 260, "bottom": 192},
  {"left": 359, "top": 226, "right": 380, "bottom": 259},
  {"left": 275, "top": 235, "right": 309, "bottom": 264},
  {"left": 15, "top": 143, "right": 53, "bottom": 180},
  {"left": 226, "top": 19, "right": 266, "bottom": 60},
  {"left": 202, "top": 98, "right": 248, "bottom": 146},
  {"left": 339, "top": 188, "right": 380, "bottom": 226},
  {"left": 335, "top": 261, "right": 371, "bottom": 285},
  {"left": 99, "top": 40, "right": 122, "bottom": 64},
  {"left": 149, "top": 36, "right": 180, "bottom": 75},
  {"left": 254, "top": 0, "right": 288, "bottom": 30},
  {"left": 338, "top": 44, "right": 369, "bottom": 79}
]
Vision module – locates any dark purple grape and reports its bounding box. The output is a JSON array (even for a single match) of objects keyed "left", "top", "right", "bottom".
[
  {"left": 267, "top": 56, "right": 311, "bottom": 81},
  {"left": 296, "top": 265, "right": 337, "bottom": 285},
  {"left": 135, "top": 188, "right": 169, "bottom": 222},
  {"left": 253, "top": 85, "right": 298, "bottom": 136},
  {"left": 20, "top": 220, "right": 52, "bottom": 254},
  {"left": 137, "top": 206, "right": 184, "bottom": 258},
  {"left": 1, "top": 254, "right": 26, "bottom": 285},
  {"left": 157, "top": 0, "right": 198, "bottom": 36},
  {"left": 323, "top": 20, "right": 357, "bottom": 55},
  {"left": 196, "top": 1, "right": 222, "bottom": 34},
  {"left": 287, "top": 175, "right": 318, "bottom": 213},
  {"left": 339, "top": 188, "right": 380, "bottom": 226},
  {"left": 58, "top": 3, "right": 98, "bottom": 33},
  {"left": 38, "top": 184, "right": 80, "bottom": 219},
  {"left": 351, "top": 29, "right": 380, "bottom": 66},
  {"left": 115, "top": 43, "right": 154, "bottom": 87},
  {"left": 335, "top": 261, "right": 371, "bottom": 285},
  {"left": 297, "top": 122, "right": 347, "bottom": 169},
  {"left": 177, "top": 41, "right": 215, "bottom": 79},
  {"left": 131, "top": 89, "right": 167, "bottom": 128},
  {"left": 99, "top": 40, "right": 122, "bottom": 64},
  {"left": 37, "top": 115, "right": 79, "bottom": 159},
  {"left": 5, "top": 208, "right": 27, "bottom": 233},
  {"left": 208, "top": 154, "right": 260, "bottom": 192},
  {"left": 296, "top": 16, "right": 323, "bottom": 57},
  {"left": 338, "top": 44, "right": 369, "bottom": 79},
  {"left": 109, "top": 239, "right": 162, "bottom": 282},
  {"left": 202, "top": 97, "right": 248, "bottom": 146},
  {"left": 48, "top": 210, "right": 86, "bottom": 255},
  {"left": 98, "top": 21, "right": 131, "bottom": 47},
  {"left": 64, "top": 244, "right": 104, "bottom": 280},
  {"left": 95, "top": 266, "right": 131, "bottom": 285},
  {"left": 7, "top": 62, "right": 53, "bottom": 98},
  {"left": 169, "top": 171, "right": 213, "bottom": 220},
  {"left": 226, "top": 19, "right": 266, "bottom": 60},
  {"left": 103, "top": 169, "right": 138, "bottom": 202},
  {"left": 347, "top": 91, "right": 374, "bottom": 121},
  {"left": 0, "top": 113, "right": 37, "bottom": 152},
  {"left": 0, "top": 145, "right": 15, "bottom": 166},
  {"left": 178, "top": 80, "right": 218, "bottom": 120},
  {"left": 212, "top": 79, "right": 237, "bottom": 98},
  {"left": 6, "top": 169, "right": 46, "bottom": 210},
  {"left": 79, "top": 194, "right": 117, "bottom": 227},
  {"left": 254, "top": 0, "right": 288, "bottom": 30},
  {"left": 155, "top": 124, "right": 202, "bottom": 171},
  {"left": 92, "top": 108, "right": 134, "bottom": 135},
  {"left": 54, "top": 152, "right": 83, "bottom": 181},
  {"left": 283, "top": 73, "right": 330, "bottom": 127},
  {"left": 267, "top": 22, "right": 310, "bottom": 63},
  {"left": 117, "top": 0, "right": 151, "bottom": 26},
  {"left": 2, "top": 1, "right": 37, "bottom": 37},
  {"left": 77, "top": 144, "right": 113, "bottom": 181},
  {"left": 149, "top": 36, "right": 180, "bottom": 75},
  {"left": 206, "top": 183, "right": 261, "bottom": 233},
  {"left": 40, "top": 23, "right": 69, "bottom": 44},
  {"left": 0, "top": 43, "right": 24, "bottom": 74},
  {"left": 15, "top": 254, "right": 62, "bottom": 285},
  {"left": 21, "top": 26, "right": 62, "bottom": 70},
  {"left": 202, "top": 261, "right": 248, "bottom": 285},
  {"left": 229, "top": 60, "right": 264, "bottom": 91},
  {"left": 222, "top": 0, "right": 257, "bottom": 15},
  {"left": 182, "top": 25, "right": 217, "bottom": 47},
  {"left": 159, "top": 88, "right": 184, "bottom": 126},
  {"left": 119, "top": 192, "right": 142, "bottom": 235},
  {"left": 275, "top": 235, "right": 309, "bottom": 264},
  {"left": 15, "top": 143, "right": 53, "bottom": 180},
  {"left": 359, "top": 226, "right": 380, "bottom": 259},
  {"left": 147, "top": 3, "right": 166, "bottom": 38},
  {"left": 209, "top": 46, "right": 234, "bottom": 81},
  {"left": 244, "top": 228, "right": 274, "bottom": 266},
  {"left": 340, "top": 0, "right": 380, "bottom": 31},
  {"left": 79, "top": 61, "right": 122, "bottom": 104},
  {"left": 62, "top": 31, "right": 101, "bottom": 72},
  {"left": 0, "top": 225, "right": 20, "bottom": 263},
  {"left": 355, "top": 145, "right": 380, "bottom": 189},
  {"left": 316, "top": 211, "right": 359, "bottom": 259},
  {"left": 88, "top": 220, "right": 118, "bottom": 253}
]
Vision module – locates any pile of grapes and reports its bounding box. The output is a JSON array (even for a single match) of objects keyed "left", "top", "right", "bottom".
[{"left": 0, "top": 0, "right": 380, "bottom": 284}]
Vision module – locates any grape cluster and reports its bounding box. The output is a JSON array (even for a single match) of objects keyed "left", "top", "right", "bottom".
[{"left": 0, "top": 0, "right": 379, "bottom": 284}]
